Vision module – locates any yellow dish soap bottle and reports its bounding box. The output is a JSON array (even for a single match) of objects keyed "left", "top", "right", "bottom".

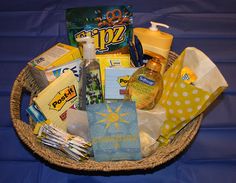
[{"left": 126, "top": 59, "right": 163, "bottom": 110}]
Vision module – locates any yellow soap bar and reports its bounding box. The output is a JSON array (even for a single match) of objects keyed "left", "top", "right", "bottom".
[
  {"left": 96, "top": 54, "right": 131, "bottom": 97},
  {"left": 33, "top": 70, "right": 79, "bottom": 131}
]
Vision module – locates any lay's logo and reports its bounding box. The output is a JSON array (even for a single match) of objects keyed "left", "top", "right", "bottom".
[
  {"left": 117, "top": 75, "right": 130, "bottom": 87},
  {"left": 49, "top": 85, "right": 77, "bottom": 111}
]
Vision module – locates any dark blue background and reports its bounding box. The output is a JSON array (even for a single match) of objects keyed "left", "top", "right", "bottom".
[{"left": 0, "top": 0, "right": 236, "bottom": 182}]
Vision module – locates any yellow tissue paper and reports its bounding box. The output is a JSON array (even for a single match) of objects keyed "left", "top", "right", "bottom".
[{"left": 158, "top": 47, "right": 228, "bottom": 144}]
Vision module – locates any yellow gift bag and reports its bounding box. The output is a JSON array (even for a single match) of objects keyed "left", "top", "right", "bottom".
[{"left": 158, "top": 47, "right": 228, "bottom": 144}]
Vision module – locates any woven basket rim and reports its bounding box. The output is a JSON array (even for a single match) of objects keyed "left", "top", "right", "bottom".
[{"left": 10, "top": 51, "right": 203, "bottom": 172}]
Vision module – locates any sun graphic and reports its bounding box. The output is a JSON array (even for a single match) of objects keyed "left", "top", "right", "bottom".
[{"left": 96, "top": 103, "right": 129, "bottom": 129}]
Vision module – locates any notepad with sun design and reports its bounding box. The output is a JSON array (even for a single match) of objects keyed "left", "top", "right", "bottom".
[{"left": 87, "top": 101, "right": 141, "bottom": 162}]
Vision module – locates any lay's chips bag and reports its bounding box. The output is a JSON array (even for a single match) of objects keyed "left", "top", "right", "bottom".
[{"left": 66, "top": 5, "right": 133, "bottom": 54}]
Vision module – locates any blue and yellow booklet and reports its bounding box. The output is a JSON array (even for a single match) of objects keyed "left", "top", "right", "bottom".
[{"left": 87, "top": 101, "right": 141, "bottom": 162}]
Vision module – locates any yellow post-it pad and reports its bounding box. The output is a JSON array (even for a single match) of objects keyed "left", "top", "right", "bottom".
[
  {"left": 96, "top": 54, "right": 131, "bottom": 97},
  {"left": 33, "top": 70, "right": 79, "bottom": 131}
]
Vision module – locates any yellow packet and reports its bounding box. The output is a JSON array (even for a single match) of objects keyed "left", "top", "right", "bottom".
[{"left": 33, "top": 120, "right": 51, "bottom": 135}]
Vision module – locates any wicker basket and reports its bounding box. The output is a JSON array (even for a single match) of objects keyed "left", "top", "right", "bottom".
[{"left": 10, "top": 51, "right": 202, "bottom": 172}]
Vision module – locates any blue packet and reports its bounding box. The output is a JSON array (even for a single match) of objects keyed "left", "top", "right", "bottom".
[
  {"left": 87, "top": 101, "right": 141, "bottom": 162},
  {"left": 26, "top": 104, "right": 46, "bottom": 122}
]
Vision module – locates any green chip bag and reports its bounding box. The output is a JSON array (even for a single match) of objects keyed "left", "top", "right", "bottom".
[{"left": 66, "top": 5, "right": 133, "bottom": 54}]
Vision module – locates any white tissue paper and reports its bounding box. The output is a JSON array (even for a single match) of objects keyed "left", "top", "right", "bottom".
[
  {"left": 66, "top": 108, "right": 90, "bottom": 141},
  {"left": 137, "top": 104, "right": 166, "bottom": 157},
  {"left": 66, "top": 105, "right": 166, "bottom": 158}
]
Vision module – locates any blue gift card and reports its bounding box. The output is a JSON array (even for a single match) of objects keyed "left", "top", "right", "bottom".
[{"left": 87, "top": 101, "right": 141, "bottom": 162}]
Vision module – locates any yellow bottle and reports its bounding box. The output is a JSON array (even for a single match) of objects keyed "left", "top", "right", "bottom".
[
  {"left": 134, "top": 21, "right": 173, "bottom": 75},
  {"left": 126, "top": 59, "right": 163, "bottom": 110}
]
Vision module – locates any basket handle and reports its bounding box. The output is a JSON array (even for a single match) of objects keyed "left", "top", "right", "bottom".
[{"left": 10, "top": 66, "right": 39, "bottom": 126}]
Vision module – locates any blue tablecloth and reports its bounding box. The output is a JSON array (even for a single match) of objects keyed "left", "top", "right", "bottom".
[{"left": 0, "top": 1, "right": 235, "bottom": 182}]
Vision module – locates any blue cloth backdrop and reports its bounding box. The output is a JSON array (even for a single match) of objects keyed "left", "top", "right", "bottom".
[{"left": 0, "top": 0, "right": 235, "bottom": 182}]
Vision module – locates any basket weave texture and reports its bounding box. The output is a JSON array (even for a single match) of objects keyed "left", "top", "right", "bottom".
[{"left": 10, "top": 51, "right": 202, "bottom": 172}]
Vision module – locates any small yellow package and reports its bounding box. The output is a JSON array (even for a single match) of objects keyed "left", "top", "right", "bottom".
[
  {"left": 158, "top": 47, "right": 228, "bottom": 144},
  {"left": 33, "top": 70, "right": 79, "bottom": 131},
  {"left": 181, "top": 67, "right": 197, "bottom": 84},
  {"left": 96, "top": 54, "right": 131, "bottom": 96}
]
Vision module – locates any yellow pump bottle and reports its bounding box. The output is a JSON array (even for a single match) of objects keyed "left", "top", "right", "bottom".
[
  {"left": 126, "top": 59, "right": 163, "bottom": 110},
  {"left": 134, "top": 21, "right": 173, "bottom": 74}
]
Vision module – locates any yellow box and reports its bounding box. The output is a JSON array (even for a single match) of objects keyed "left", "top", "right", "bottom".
[
  {"left": 28, "top": 43, "right": 81, "bottom": 89},
  {"left": 28, "top": 43, "right": 81, "bottom": 70}
]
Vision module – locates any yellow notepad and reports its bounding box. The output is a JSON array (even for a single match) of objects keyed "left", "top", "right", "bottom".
[
  {"left": 33, "top": 70, "right": 79, "bottom": 131},
  {"left": 96, "top": 54, "right": 131, "bottom": 97}
]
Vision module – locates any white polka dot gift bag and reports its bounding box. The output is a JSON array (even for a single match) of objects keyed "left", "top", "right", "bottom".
[{"left": 158, "top": 47, "right": 228, "bottom": 145}]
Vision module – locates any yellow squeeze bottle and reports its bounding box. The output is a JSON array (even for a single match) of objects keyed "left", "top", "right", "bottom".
[
  {"left": 134, "top": 21, "right": 173, "bottom": 74},
  {"left": 126, "top": 59, "right": 163, "bottom": 110}
]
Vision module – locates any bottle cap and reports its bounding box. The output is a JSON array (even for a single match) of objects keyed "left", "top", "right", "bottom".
[
  {"left": 149, "top": 21, "right": 169, "bottom": 31},
  {"left": 76, "top": 36, "right": 96, "bottom": 60},
  {"left": 146, "top": 59, "right": 162, "bottom": 72}
]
